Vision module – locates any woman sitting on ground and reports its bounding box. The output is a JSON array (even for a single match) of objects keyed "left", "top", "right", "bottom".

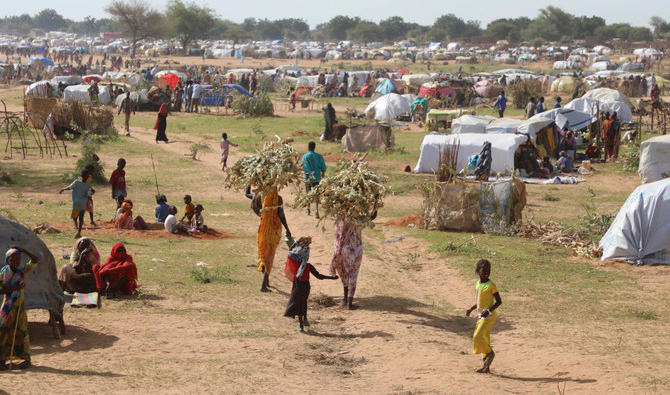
[
  {"left": 59, "top": 237, "right": 98, "bottom": 293},
  {"left": 93, "top": 242, "right": 138, "bottom": 298},
  {"left": 114, "top": 200, "right": 148, "bottom": 230}
]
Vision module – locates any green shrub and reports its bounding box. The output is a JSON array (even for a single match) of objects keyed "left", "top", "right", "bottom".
[
  {"left": 580, "top": 187, "right": 614, "bottom": 235},
  {"left": 232, "top": 93, "right": 274, "bottom": 117},
  {"left": 622, "top": 140, "right": 640, "bottom": 172},
  {"left": 75, "top": 134, "right": 105, "bottom": 184}
]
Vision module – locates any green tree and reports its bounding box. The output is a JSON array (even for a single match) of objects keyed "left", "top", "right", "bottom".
[
  {"left": 347, "top": 22, "right": 384, "bottom": 42},
  {"left": 380, "top": 16, "right": 415, "bottom": 41},
  {"left": 430, "top": 14, "right": 481, "bottom": 40},
  {"left": 34, "top": 9, "right": 70, "bottom": 31},
  {"left": 106, "top": 0, "right": 164, "bottom": 58},
  {"left": 165, "top": 0, "right": 217, "bottom": 51},
  {"left": 324, "top": 15, "right": 361, "bottom": 40},
  {"left": 650, "top": 16, "right": 670, "bottom": 38}
]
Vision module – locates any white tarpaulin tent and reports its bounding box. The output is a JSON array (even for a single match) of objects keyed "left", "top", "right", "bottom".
[
  {"left": 414, "top": 132, "right": 527, "bottom": 174},
  {"left": 599, "top": 178, "right": 670, "bottom": 265},
  {"left": 531, "top": 108, "right": 593, "bottom": 131},
  {"left": 451, "top": 115, "right": 495, "bottom": 134},
  {"left": 565, "top": 97, "right": 633, "bottom": 124},
  {"left": 517, "top": 118, "right": 554, "bottom": 141},
  {"left": 639, "top": 135, "right": 670, "bottom": 184},
  {"left": 486, "top": 118, "right": 522, "bottom": 134},
  {"left": 63, "top": 84, "right": 112, "bottom": 105},
  {"left": 365, "top": 93, "right": 412, "bottom": 121},
  {"left": 25, "top": 80, "right": 53, "bottom": 98},
  {"left": 582, "top": 88, "right": 632, "bottom": 109}
]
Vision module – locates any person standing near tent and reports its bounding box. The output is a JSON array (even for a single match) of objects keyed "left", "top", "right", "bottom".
[
  {"left": 602, "top": 112, "right": 614, "bottom": 161},
  {"left": 88, "top": 81, "right": 99, "bottom": 105},
  {"left": 245, "top": 186, "right": 292, "bottom": 293},
  {"left": 322, "top": 103, "right": 337, "bottom": 140},
  {"left": 474, "top": 142, "right": 492, "bottom": 181},
  {"left": 525, "top": 97, "right": 536, "bottom": 119},
  {"left": 553, "top": 96, "right": 562, "bottom": 109},
  {"left": 330, "top": 209, "right": 377, "bottom": 310},
  {"left": 59, "top": 169, "right": 92, "bottom": 238},
  {"left": 191, "top": 83, "right": 202, "bottom": 114},
  {"left": 118, "top": 91, "right": 135, "bottom": 136},
  {"left": 1, "top": 246, "right": 41, "bottom": 370},
  {"left": 174, "top": 82, "right": 183, "bottom": 112},
  {"left": 493, "top": 91, "right": 506, "bottom": 118},
  {"left": 154, "top": 103, "right": 169, "bottom": 144},
  {"left": 185, "top": 81, "right": 193, "bottom": 113},
  {"left": 465, "top": 259, "right": 502, "bottom": 374},
  {"left": 536, "top": 96, "right": 545, "bottom": 114},
  {"left": 302, "top": 141, "right": 327, "bottom": 218}
]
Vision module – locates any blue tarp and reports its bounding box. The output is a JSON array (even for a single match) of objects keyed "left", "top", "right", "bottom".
[
  {"left": 374, "top": 79, "right": 397, "bottom": 95},
  {"left": 28, "top": 56, "right": 54, "bottom": 67},
  {"left": 223, "top": 84, "right": 252, "bottom": 97}
]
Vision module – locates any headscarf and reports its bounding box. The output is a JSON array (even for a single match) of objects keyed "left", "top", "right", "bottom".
[
  {"left": 1, "top": 249, "right": 25, "bottom": 329},
  {"left": 285, "top": 244, "right": 311, "bottom": 282},
  {"left": 93, "top": 242, "right": 138, "bottom": 294},
  {"left": 5, "top": 248, "right": 20, "bottom": 265},
  {"left": 70, "top": 237, "right": 100, "bottom": 268},
  {"left": 116, "top": 201, "right": 133, "bottom": 228}
]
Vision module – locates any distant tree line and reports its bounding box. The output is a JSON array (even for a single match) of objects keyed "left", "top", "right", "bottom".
[{"left": 2, "top": 2, "right": 668, "bottom": 46}]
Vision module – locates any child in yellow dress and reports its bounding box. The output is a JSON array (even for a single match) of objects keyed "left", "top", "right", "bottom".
[{"left": 466, "top": 259, "right": 502, "bottom": 373}]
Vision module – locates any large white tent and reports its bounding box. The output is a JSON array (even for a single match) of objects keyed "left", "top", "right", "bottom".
[
  {"left": 414, "top": 132, "right": 527, "bottom": 174},
  {"left": 565, "top": 97, "right": 633, "bottom": 124},
  {"left": 364, "top": 93, "right": 412, "bottom": 121},
  {"left": 599, "top": 178, "right": 670, "bottom": 265},
  {"left": 451, "top": 115, "right": 495, "bottom": 134},
  {"left": 63, "top": 84, "right": 112, "bottom": 105},
  {"left": 582, "top": 88, "right": 632, "bottom": 109},
  {"left": 638, "top": 134, "right": 670, "bottom": 184}
]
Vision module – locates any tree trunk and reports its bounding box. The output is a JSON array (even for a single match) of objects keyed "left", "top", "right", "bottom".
[{"left": 131, "top": 32, "right": 137, "bottom": 59}]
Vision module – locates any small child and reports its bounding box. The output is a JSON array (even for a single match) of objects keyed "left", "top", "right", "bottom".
[
  {"left": 109, "top": 158, "right": 127, "bottom": 214},
  {"left": 466, "top": 259, "right": 502, "bottom": 374},
  {"left": 86, "top": 188, "right": 96, "bottom": 225},
  {"left": 155, "top": 194, "right": 169, "bottom": 223},
  {"left": 283, "top": 237, "right": 338, "bottom": 332},
  {"left": 181, "top": 195, "right": 195, "bottom": 223},
  {"left": 191, "top": 204, "right": 206, "bottom": 232},
  {"left": 220, "top": 133, "right": 238, "bottom": 171},
  {"left": 164, "top": 205, "right": 190, "bottom": 235}
]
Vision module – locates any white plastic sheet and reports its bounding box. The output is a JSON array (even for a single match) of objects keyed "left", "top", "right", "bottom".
[
  {"left": 414, "top": 132, "right": 527, "bottom": 174},
  {"left": 364, "top": 93, "right": 412, "bottom": 121},
  {"left": 599, "top": 178, "right": 670, "bottom": 265},
  {"left": 63, "top": 84, "right": 112, "bottom": 105},
  {"left": 565, "top": 97, "right": 633, "bottom": 124},
  {"left": 451, "top": 115, "right": 495, "bottom": 134},
  {"left": 638, "top": 135, "right": 670, "bottom": 184}
]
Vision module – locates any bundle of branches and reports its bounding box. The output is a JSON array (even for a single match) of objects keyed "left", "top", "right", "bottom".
[
  {"left": 485, "top": 85, "right": 504, "bottom": 100},
  {"left": 71, "top": 101, "right": 114, "bottom": 134},
  {"left": 508, "top": 79, "right": 543, "bottom": 109},
  {"left": 518, "top": 220, "right": 602, "bottom": 258},
  {"left": 232, "top": 93, "right": 274, "bottom": 117},
  {"left": 224, "top": 136, "right": 302, "bottom": 194},
  {"left": 51, "top": 101, "right": 72, "bottom": 127},
  {"left": 295, "top": 158, "right": 389, "bottom": 229},
  {"left": 436, "top": 141, "right": 459, "bottom": 182}
]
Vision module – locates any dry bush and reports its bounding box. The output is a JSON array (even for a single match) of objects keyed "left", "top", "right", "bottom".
[{"left": 507, "top": 79, "right": 543, "bottom": 109}]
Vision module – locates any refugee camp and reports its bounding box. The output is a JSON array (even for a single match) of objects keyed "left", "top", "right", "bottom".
[{"left": 1, "top": 1, "right": 670, "bottom": 392}]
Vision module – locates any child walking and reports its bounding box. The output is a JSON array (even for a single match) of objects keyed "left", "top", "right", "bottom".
[
  {"left": 220, "top": 133, "right": 238, "bottom": 171},
  {"left": 466, "top": 259, "right": 502, "bottom": 373},
  {"left": 59, "top": 169, "right": 92, "bottom": 238},
  {"left": 284, "top": 237, "right": 338, "bottom": 332}
]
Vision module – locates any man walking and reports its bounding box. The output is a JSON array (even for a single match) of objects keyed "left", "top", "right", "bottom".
[
  {"left": 302, "top": 141, "right": 327, "bottom": 218},
  {"left": 118, "top": 91, "right": 135, "bottom": 136}
]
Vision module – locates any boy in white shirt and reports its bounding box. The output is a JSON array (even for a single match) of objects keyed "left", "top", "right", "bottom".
[{"left": 164, "top": 206, "right": 190, "bottom": 235}]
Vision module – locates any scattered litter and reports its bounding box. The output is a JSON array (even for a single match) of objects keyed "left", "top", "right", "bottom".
[
  {"left": 151, "top": 258, "right": 165, "bottom": 263},
  {"left": 33, "top": 223, "right": 61, "bottom": 234},
  {"left": 384, "top": 236, "right": 406, "bottom": 243},
  {"left": 196, "top": 261, "right": 211, "bottom": 268}
]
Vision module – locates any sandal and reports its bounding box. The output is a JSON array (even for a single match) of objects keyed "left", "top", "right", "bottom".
[{"left": 17, "top": 360, "right": 31, "bottom": 369}]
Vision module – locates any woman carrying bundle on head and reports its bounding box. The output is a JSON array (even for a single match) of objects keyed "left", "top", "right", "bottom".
[
  {"left": 284, "top": 237, "right": 338, "bottom": 332},
  {"left": 154, "top": 103, "right": 169, "bottom": 144}
]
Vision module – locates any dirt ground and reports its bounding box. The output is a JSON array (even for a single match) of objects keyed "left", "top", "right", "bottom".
[{"left": 1, "top": 58, "right": 670, "bottom": 393}]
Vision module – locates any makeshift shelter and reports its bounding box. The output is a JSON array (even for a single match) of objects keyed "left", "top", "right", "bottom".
[
  {"left": 414, "top": 132, "right": 527, "bottom": 174},
  {"left": 342, "top": 124, "right": 394, "bottom": 152},
  {"left": 553, "top": 61, "right": 580, "bottom": 70},
  {"left": 410, "top": 97, "right": 429, "bottom": 119},
  {"left": 63, "top": 84, "right": 112, "bottom": 105},
  {"left": 532, "top": 108, "right": 592, "bottom": 131},
  {"left": 0, "top": 215, "right": 64, "bottom": 336},
  {"left": 157, "top": 72, "right": 180, "bottom": 89},
  {"left": 582, "top": 88, "right": 632, "bottom": 109},
  {"left": 599, "top": 178, "right": 670, "bottom": 265},
  {"left": 25, "top": 81, "right": 55, "bottom": 98},
  {"left": 486, "top": 118, "right": 522, "bottom": 134},
  {"left": 474, "top": 80, "right": 494, "bottom": 96},
  {"left": 364, "top": 93, "right": 412, "bottom": 121},
  {"left": 374, "top": 79, "right": 397, "bottom": 95},
  {"left": 222, "top": 84, "right": 252, "bottom": 97},
  {"left": 51, "top": 75, "right": 84, "bottom": 87},
  {"left": 517, "top": 118, "right": 556, "bottom": 157},
  {"left": 638, "top": 135, "right": 670, "bottom": 184},
  {"left": 565, "top": 97, "right": 633, "bottom": 124},
  {"left": 401, "top": 73, "right": 433, "bottom": 88},
  {"left": 418, "top": 82, "right": 454, "bottom": 99},
  {"left": 28, "top": 56, "right": 54, "bottom": 67},
  {"left": 83, "top": 74, "right": 103, "bottom": 83},
  {"left": 451, "top": 115, "right": 495, "bottom": 134},
  {"left": 550, "top": 76, "right": 577, "bottom": 93}
]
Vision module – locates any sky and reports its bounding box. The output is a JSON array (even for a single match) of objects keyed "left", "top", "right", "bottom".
[{"left": 2, "top": 0, "right": 665, "bottom": 28}]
